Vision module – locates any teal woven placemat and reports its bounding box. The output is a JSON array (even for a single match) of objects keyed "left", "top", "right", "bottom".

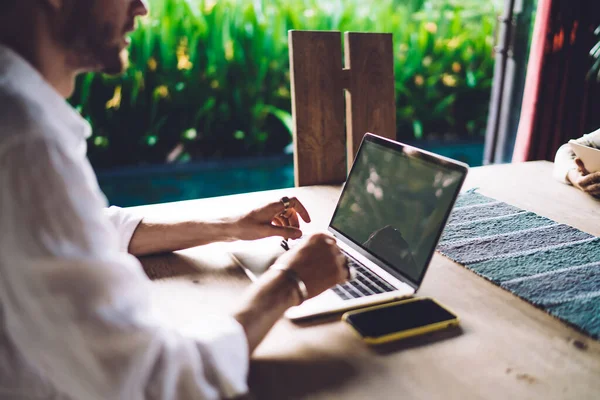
[{"left": 438, "top": 190, "right": 600, "bottom": 339}]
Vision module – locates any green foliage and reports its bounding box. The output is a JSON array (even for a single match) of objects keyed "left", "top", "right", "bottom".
[{"left": 69, "top": 0, "right": 502, "bottom": 169}]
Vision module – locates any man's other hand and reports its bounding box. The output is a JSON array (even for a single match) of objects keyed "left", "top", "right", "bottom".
[
  {"left": 233, "top": 196, "right": 312, "bottom": 241},
  {"left": 568, "top": 158, "right": 600, "bottom": 198},
  {"left": 273, "top": 233, "right": 348, "bottom": 300},
  {"left": 233, "top": 233, "right": 348, "bottom": 353}
]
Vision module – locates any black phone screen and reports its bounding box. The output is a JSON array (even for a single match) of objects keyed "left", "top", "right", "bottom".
[{"left": 345, "top": 298, "right": 457, "bottom": 338}]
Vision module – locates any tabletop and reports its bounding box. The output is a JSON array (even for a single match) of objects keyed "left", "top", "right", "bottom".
[{"left": 133, "top": 161, "right": 600, "bottom": 400}]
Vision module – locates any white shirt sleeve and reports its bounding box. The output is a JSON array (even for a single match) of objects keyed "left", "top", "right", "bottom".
[
  {"left": 104, "top": 206, "right": 143, "bottom": 253},
  {"left": 553, "top": 128, "right": 600, "bottom": 183},
  {"left": 0, "top": 136, "right": 249, "bottom": 400}
]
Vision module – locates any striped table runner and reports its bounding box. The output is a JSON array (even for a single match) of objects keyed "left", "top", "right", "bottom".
[{"left": 437, "top": 190, "right": 600, "bottom": 339}]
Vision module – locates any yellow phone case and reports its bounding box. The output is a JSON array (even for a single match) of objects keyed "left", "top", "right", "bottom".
[{"left": 342, "top": 297, "right": 460, "bottom": 345}]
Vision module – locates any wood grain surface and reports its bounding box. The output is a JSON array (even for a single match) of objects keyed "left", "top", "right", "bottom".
[
  {"left": 289, "top": 31, "right": 396, "bottom": 186},
  {"left": 344, "top": 32, "right": 396, "bottom": 165},
  {"left": 289, "top": 30, "right": 346, "bottom": 187}
]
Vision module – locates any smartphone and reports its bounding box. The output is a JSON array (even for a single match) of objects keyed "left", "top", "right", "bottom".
[
  {"left": 569, "top": 140, "right": 600, "bottom": 173},
  {"left": 342, "top": 297, "right": 459, "bottom": 344}
]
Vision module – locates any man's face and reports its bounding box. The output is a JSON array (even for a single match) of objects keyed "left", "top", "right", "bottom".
[{"left": 62, "top": 0, "right": 148, "bottom": 74}]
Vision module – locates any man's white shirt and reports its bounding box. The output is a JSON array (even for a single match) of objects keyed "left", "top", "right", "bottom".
[{"left": 0, "top": 45, "right": 248, "bottom": 400}]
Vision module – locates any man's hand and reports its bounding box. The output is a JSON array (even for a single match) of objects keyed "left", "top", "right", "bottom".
[
  {"left": 273, "top": 233, "right": 349, "bottom": 299},
  {"left": 232, "top": 196, "right": 312, "bottom": 241},
  {"left": 233, "top": 233, "right": 349, "bottom": 353},
  {"left": 127, "top": 196, "right": 311, "bottom": 257},
  {"left": 567, "top": 158, "right": 600, "bottom": 197}
]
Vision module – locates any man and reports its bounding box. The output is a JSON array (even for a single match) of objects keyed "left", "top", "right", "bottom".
[
  {"left": 553, "top": 128, "right": 600, "bottom": 197},
  {"left": 0, "top": 0, "right": 350, "bottom": 398}
]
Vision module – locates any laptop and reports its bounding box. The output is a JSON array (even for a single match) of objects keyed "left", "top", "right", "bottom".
[{"left": 231, "top": 133, "right": 468, "bottom": 320}]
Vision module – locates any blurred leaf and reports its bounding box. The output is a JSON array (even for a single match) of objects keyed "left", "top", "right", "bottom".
[
  {"left": 194, "top": 97, "right": 216, "bottom": 123},
  {"left": 183, "top": 128, "right": 197, "bottom": 140},
  {"left": 265, "top": 106, "right": 294, "bottom": 136},
  {"left": 590, "top": 24, "right": 600, "bottom": 81},
  {"left": 93, "top": 136, "right": 109, "bottom": 148},
  {"left": 466, "top": 70, "right": 478, "bottom": 88},
  {"left": 146, "top": 135, "right": 158, "bottom": 146},
  {"left": 413, "top": 120, "right": 424, "bottom": 139},
  {"left": 79, "top": 73, "right": 95, "bottom": 106},
  {"left": 234, "top": 130, "right": 245, "bottom": 140},
  {"left": 433, "top": 94, "right": 456, "bottom": 116}
]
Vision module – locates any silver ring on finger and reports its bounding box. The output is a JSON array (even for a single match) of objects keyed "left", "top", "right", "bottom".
[
  {"left": 279, "top": 196, "right": 291, "bottom": 217},
  {"left": 280, "top": 196, "right": 291, "bottom": 210}
]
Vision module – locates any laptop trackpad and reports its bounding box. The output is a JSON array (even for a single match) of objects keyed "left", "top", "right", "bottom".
[{"left": 229, "top": 237, "right": 286, "bottom": 280}]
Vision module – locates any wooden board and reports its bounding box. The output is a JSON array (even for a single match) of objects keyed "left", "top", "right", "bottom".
[
  {"left": 345, "top": 32, "right": 396, "bottom": 165},
  {"left": 289, "top": 31, "right": 397, "bottom": 186},
  {"left": 289, "top": 30, "right": 346, "bottom": 187}
]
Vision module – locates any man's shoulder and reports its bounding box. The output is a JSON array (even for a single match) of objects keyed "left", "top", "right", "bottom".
[{"left": 0, "top": 85, "right": 52, "bottom": 148}]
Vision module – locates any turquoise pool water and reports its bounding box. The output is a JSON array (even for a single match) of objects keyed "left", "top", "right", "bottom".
[
  {"left": 99, "top": 155, "right": 295, "bottom": 207},
  {"left": 98, "top": 141, "right": 484, "bottom": 207}
]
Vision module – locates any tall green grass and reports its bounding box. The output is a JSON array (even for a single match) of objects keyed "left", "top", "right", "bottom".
[{"left": 69, "top": 0, "right": 502, "bottom": 168}]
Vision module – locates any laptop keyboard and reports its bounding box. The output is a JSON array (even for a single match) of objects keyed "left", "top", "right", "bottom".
[
  {"left": 331, "top": 256, "right": 396, "bottom": 300},
  {"left": 282, "top": 238, "right": 397, "bottom": 301}
]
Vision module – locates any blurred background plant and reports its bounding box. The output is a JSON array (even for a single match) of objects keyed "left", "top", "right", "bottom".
[
  {"left": 69, "top": 0, "right": 503, "bottom": 170},
  {"left": 590, "top": 24, "right": 600, "bottom": 81}
]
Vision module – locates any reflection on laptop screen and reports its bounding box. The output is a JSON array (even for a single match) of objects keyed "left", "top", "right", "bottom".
[{"left": 330, "top": 140, "right": 464, "bottom": 283}]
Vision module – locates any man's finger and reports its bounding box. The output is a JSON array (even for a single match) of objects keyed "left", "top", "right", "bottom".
[
  {"left": 585, "top": 183, "right": 600, "bottom": 194},
  {"left": 269, "top": 226, "right": 303, "bottom": 240},
  {"left": 288, "top": 197, "right": 311, "bottom": 223},
  {"left": 336, "top": 253, "right": 349, "bottom": 282},
  {"left": 324, "top": 236, "right": 336, "bottom": 245},
  {"left": 575, "top": 158, "right": 590, "bottom": 175},
  {"left": 289, "top": 211, "right": 300, "bottom": 228},
  {"left": 579, "top": 172, "right": 600, "bottom": 187},
  {"left": 272, "top": 217, "right": 284, "bottom": 227},
  {"left": 261, "top": 196, "right": 312, "bottom": 223}
]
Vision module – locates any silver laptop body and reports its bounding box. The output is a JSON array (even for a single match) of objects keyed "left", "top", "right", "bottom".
[
  {"left": 230, "top": 133, "right": 468, "bottom": 320},
  {"left": 284, "top": 133, "right": 468, "bottom": 320}
]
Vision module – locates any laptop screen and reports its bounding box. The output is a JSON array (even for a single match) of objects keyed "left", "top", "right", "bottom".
[{"left": 329, "top": 135, "right": 466, "bottom": 286}]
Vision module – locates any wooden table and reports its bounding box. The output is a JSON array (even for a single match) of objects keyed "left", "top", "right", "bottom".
[{"left": 133, "top": 161, "right": 600, "bottom": 400}]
